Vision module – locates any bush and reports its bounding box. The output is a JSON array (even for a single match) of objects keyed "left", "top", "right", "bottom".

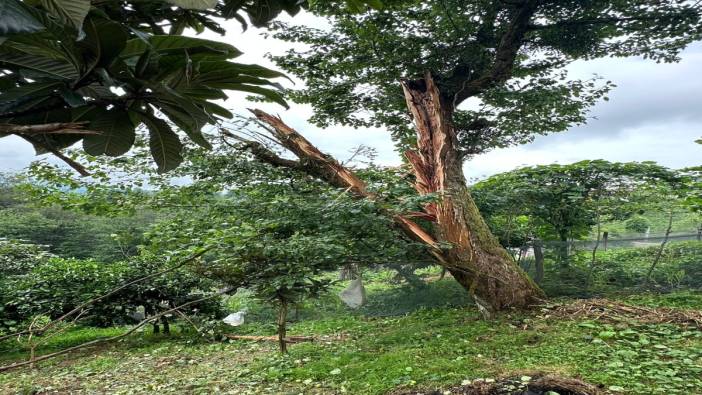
[
  {"left": 625, "top": 216, "right": 650, "bottom": 234},
  {"left": 3, "top": 255, "right": 224, "bottom": 329},
  {"left": 538, "top": 241, "right": 702, "bottom": 296},
  {"left": 0, "top": 239, "right": 55, "bottom": 333}
]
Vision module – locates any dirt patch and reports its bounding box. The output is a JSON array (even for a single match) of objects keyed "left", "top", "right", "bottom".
[
  {"left": 390, "top": 373, "right": 602, "bottom": 395},
  {"left": 542, "top": 298, "right": 702, "bottom": 328}
]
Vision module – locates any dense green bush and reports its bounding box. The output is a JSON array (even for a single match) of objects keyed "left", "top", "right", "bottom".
[
  {"left": 624, "top": 216, "right": 651, "bottom": 234},
  {"left": 2, "top": 255, "right": 223, "bottom": 329},
  {"left": 0, "top": 239, "right": 55, "bottom": 333}
]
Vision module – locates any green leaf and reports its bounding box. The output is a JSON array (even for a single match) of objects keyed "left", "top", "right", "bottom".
[
  {"left": 198, "top": 61, "right": 289, "bottom": 81},
  {"left": 152, "top": 86, "right": 215, "bottom": 143},
  {"left": 142, "top": 114, "right": 183, "bottom": 173},
  {"left": 164, "top": 0, "right": 218, "bottom": 11},
  {"left": 202, "top": 101, "right": 233, "bottom": 119},
  {"left": 82, "top": 108, "right": 136, "bottom": 156},
  {"left": 40, "top": 0, "right": 91, "bottom": 30},
  {"left": 0, "top": 81, "right": 64, "bottom": 104},
  {"left": 0, "top": 0, "right": 45, "bottom": 35},
  {"left": 121, "top": 35, "right": 241, "bottom": 59},
  {"left": 229, "top": 84, "right": 289, "bottom": 109},
  {"left": 0, "top": 50, "right": 78, "bottom": 80}
]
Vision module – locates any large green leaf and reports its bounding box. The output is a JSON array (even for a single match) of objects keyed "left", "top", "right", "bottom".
[
  {"left": 82, "top": 108, "right": 136, "bottom": 156},
  {"left": 121, "top": 35, "right": 241, "bottom": 59},
  {"left": 198, "top": 61, "right": 288, "bottom": 80},
  {"left": 0, "top": 81, "right": 63, "bottom": 104},
  {"left": 142, "top": 113, "right": 183, "bottom": 173},
  {"left": 152, "top": 86, "right": 214, "bottom": 149},
  {"left": 224, "top": 83, "right": 289, "bottom": 108},
  {"left": 164, "top": 0, "right": 218, "bottom": 11},
  {"left": 0, "top": 0, "right": 45, "bottom": 35},
  {"left": 158, "top": 103, "right": 212, "bottom": 149},
  {"left": 39, "top": 0, "right": 90, "bottom": 30},
  {"left": 2, "top": 35, "right": 73, "bottom": 63},
  {"left": 0, "top": 50, "right": 78, "bottom": 80},
  {"left": 81, "top": 18, "right": 128, "bottom": 69}
]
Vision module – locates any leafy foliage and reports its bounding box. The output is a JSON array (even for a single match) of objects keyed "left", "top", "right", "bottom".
[
  {"left": 0, "top": 239, "right": 55, "bottom": 333},
  {"left": 472, "top": 160, "right": 682, "bottom": 245},
  {"left": 271, "top": 0, "right": 702, "bottom": 153},
  {"left": 0, "top": 0, "right": 311, "bottom": 171},
  {"left": 3, "top": 253, "right": 221, "bottom": 328}
]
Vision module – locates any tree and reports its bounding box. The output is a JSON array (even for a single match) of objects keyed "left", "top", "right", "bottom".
[
  {"left": 472, "top": 160, "right": 681, "bottom": 288},
  {"left": 22, "top": 137, "right": 430, "bottom": 349},
  {"left": 245, "top": 1, "right": 702, "bottom": 311},
  {"left": 0, "top": 0, "right": 380, "bottom": 173}
]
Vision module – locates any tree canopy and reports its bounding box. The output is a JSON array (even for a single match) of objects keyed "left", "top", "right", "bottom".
[
  {"left": 272, "top": 0, "right": 702, "bottom": 153},
  {"left": 472, "top": 160, "right": 683, "bottom": 244}
]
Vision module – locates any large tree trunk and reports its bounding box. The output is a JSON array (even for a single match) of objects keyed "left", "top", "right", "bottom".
[
  {"left": 245, "top": 75, "right": 544, "bottom": 312},
  {"left": 399, "top": 73, "right": 544, "bottom": 313}
]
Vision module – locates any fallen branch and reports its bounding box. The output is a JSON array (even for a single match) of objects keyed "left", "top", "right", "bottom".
[
  {"left": 0, "top": 288, "right": 232, "bottom": 373},
  {"left": 224, "top": 334, "right": 314, "bottom": 344},
  {"left": 542, "top": 298, "right": 702, "bottom": 329}
]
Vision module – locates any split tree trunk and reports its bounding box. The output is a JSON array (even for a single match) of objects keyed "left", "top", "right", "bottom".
[
  {"left": 244, "top": 74, "right": 544, "bottom": 313},
  {"left": 399, "top": 74, "right": 544, "bottom": 313}
]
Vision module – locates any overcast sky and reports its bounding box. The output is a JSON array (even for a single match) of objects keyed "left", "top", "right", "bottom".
[{"left": 2, "top": 12, "right": 700, "bottom": 179}]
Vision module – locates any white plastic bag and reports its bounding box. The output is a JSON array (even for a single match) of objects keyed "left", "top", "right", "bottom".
[
  {"left": 339, "top": 278, "right": 367, "bottom": 309},
  {"left": 222, "top": 311, "right": 246, "bottom": 326}
]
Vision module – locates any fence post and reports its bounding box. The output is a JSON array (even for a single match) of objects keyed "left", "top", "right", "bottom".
[{"left": 603, "top": 231, "right": 608, "bottom": 251}]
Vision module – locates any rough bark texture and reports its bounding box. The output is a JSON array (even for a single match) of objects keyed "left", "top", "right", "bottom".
[
  {"left": 400, "top": 73, "right": 544, "bottom": 312},
  {"left": 246, "top": 98, "right": 544, "bottom": 312}
]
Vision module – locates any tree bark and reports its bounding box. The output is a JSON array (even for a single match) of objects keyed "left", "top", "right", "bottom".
[{"left": 399, "top": 73, "right": 544, "bottom": 313}]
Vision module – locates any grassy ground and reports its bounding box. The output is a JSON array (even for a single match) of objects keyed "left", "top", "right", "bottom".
[{"left": 1, "top": 272, "right": 701, "bottom": 395}]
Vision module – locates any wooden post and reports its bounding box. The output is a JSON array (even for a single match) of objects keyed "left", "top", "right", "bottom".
[{"left": 603, "top": 231, "right": 609, "bottom": 251}]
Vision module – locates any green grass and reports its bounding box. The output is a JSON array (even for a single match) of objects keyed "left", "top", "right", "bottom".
[{"left": 1, "top": 276, "right": 701, "bottom": 394}]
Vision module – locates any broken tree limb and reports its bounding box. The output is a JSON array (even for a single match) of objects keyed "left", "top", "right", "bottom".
[
  {"left": 399, "top": 72, "right": 544, "bottom": 312},
  {"left": 243, "top": 109, "right": 449, "bottom": 266},
  {"left": 245, "top": 74, "right": 545, "bottom": 312}
]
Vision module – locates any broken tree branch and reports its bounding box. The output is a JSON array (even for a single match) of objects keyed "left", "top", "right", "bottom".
[{"left": 246, "top": 109, "right": 448, "bottom": 266}]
